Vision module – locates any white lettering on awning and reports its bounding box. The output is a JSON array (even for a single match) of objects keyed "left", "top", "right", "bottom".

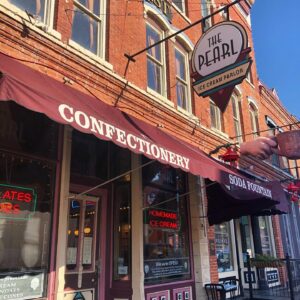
[
  {"left": 229, "top": 174, "right": 272, "bottom": 198},
  {"left": 58, "top": 104, "right": 190, "bottom": 171}
]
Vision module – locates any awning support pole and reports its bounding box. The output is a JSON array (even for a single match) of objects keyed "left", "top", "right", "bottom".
[{"left": 124, "top": 0, "right": 244, "bottom": 62}]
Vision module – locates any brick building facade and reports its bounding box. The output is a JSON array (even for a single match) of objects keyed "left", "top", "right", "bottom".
[{"left": 0, "top": 0, "right": 298, "bottom": 300}]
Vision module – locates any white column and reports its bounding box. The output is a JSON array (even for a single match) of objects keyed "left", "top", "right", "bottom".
[
  {"left": 131, "top": 154, "right": 145, "bottom": 300},
  {"left": 189, "top": 175, "right": 210, "bottom": 299},
  {"left": 55, "top": 126, "right": 72, "bottom": 300}
]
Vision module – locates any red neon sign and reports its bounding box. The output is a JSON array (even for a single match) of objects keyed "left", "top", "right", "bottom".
[
  {"left": 0, "top": 184, "right": 37, "bottom": 219},
  {"left": 147, "top": 209, "right": 179, "bottom": 231}
]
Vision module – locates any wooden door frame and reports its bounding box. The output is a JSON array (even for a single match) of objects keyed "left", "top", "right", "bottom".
[{"left": 69, "top": 183, "right": 108, "bottom": 300}]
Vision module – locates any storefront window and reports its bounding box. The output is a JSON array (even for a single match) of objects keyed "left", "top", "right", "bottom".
[
  {"left": 240, "top": 216, "right": 252, "bottom": 266},
  {"left": 0, "top": 102, "right": 58, "bottom": 299},
  {"left": 142, "top": 159, "right": 191, "bottom": 284},
  {"left": 258, "top": 216, "right": 273, "bottom": 255},
  {"left": 215, "top": 222, "right": 234, "bottom": 273}
]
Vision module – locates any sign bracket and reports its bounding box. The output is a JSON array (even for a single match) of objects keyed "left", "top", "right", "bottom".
[{"left": 124, "top": 0, "right": 245, "bottom": 62}]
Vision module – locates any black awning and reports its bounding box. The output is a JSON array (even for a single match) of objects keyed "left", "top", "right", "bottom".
[{"left": 206, "top": 176, "right": 289, "bottom": 225}]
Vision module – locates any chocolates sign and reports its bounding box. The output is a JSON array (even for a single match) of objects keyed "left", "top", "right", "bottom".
[
  {"left": 191, "top": 21, "right": 252, "bottom": 111},
  {"left": 0, "top": 184, "right": 37, "bottom": 219}
]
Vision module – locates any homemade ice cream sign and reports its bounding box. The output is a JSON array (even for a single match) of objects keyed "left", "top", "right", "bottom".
[{"left": 191, "top": 21, "right": 252, "bottom": 111}]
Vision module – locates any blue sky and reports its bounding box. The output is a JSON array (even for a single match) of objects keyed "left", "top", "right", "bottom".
[{"left": 251, "top": 0, "right": 300, "bottom": 118}]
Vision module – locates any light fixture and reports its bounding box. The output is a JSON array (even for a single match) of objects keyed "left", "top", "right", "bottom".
[{"left": 219, "top": 146, "right": 239, "bottom": 166}]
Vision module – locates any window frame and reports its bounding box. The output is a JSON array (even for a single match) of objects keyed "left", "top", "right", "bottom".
[
  {"left": 70, "top": 0, "right": 106, "bottom": 58},
  {"left": 231, "top": 93, "right": 243, "bottom": 143},
  {"left": 146, "top": 21, "right": 167, "bottom": 97},
  {"left": 210, "top": 100, "right": 223, "bottom": 132},
  {"left": 249, "top": 102, "right": 259, "bottom": 138}
]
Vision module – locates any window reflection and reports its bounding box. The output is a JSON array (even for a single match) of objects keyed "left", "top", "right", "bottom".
[
  {"left": 66, "top": 199, "right": 97, "bottom": 272},
  {"left": 0, "top": 155, "right": 54, "bottom": 273},
  {"left": 215, "top": 222, "right": 234, "bottom": 273},
  {"left": 71, "top": 0, "right": 101, "bottom": 55},
  {"left": 146, "top": 23, "right": 164, "bottom": 95},
  {"left": 10, "top": 0, "right": 45, "bottom": 22}
]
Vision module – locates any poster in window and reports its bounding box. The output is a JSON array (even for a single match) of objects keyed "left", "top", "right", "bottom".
[
  {"left": 82, "top": 237, "right": 93, "bottom": 264},
  {"left": 67, "top": 247, "right": 77, "bottom": 265}
]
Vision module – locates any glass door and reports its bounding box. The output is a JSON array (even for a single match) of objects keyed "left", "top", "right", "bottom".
[{"left": 64, "top": 194, "right": 105, "bottom": 300}]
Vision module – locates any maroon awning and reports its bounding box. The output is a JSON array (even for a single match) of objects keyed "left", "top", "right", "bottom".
[{"left": 0, "top": 52, "right": 287, "bottom": 222}]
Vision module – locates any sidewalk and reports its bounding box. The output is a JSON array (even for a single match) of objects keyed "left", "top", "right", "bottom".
[{"left": 241, "top": 289, "right": 291, "bottom": 300}]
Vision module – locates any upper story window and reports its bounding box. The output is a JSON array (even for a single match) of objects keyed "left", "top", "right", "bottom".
[
  {"left": 146, "top": 22, "right": 166, "bottom": 96},
  {"left": 210, "top": 100, "right": 223, "bottom": 131},
  {"left": 9, "top": 0, "right": 45, "bottom": 20},
  {"left": 71, "top": 0, "right": 105, "bottom": 57},
  {"left": 7, "top": 0, "right": 54, "bottom": 25},
  {"left": 265, "top": 117, "right": 290, "bottom": 170},
  {"left": 175, "top": 47, "right": 190, "bottom": 111},
  {"left": 201, "top": 0, "right": 213, "bottom": 31},
  {"left": 231, "top": 93, "right": 243, "bottom": 143},
  {"left": 174, "top": 0, "right": 185, "bottom": 13},
  {"left": 249, "top": 102, "right": 259, "bottom": 138}
]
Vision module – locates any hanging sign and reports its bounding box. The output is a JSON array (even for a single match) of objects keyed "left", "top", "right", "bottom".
[
  {"left": 0, "top": 184, "right": 37, "bottom": 219},
  {"left": 191, "top": 21, "right": 252, "bottom": 111}
]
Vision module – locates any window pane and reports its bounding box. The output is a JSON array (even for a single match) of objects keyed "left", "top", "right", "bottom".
[
  {"left": 147, "top": 59, "right": 162, "bottom": 93},
  {"left": 66, "top": 200, "right": 81, "bottom": 270},
  {"left": 10, "top": 0, "right": 45, "bottom": 21},
  {"left": 175, "top": 50, "right": 186, "bottom": 81},
  {"left": 210, "top": 103, "right": 217, "bottom": 128},
  {"left": 77, "top": 0, "right": 100, "bottom": 14},
  {"left": 82, "top": 201, "right": 96, "bottom": 269},
  {"left": 176, "top": 81, "right": 187, "bottom": 109},
  {"left": 71, "top": 6, "right": 99, "bottom": 54},
  {"left": 258, "top": 217, "right": 272, "bottom": 255},
  {"left": 146, "top": 25, "right": 161, "bottom": 61},
  {"left": 215, "top": 223, "right": 234, "bottom": 273},
  {"left": 143, "top": 160, "right": 190, "bottom": 284},
  {"left": 240, "top": 216, "right": 252, "bottom": 266},
  {"left": 173, "top": 0, "right": 184, "bottom": 11},
  {"left": 0, "top": 153, "right": 55, "bottom": 300}
]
